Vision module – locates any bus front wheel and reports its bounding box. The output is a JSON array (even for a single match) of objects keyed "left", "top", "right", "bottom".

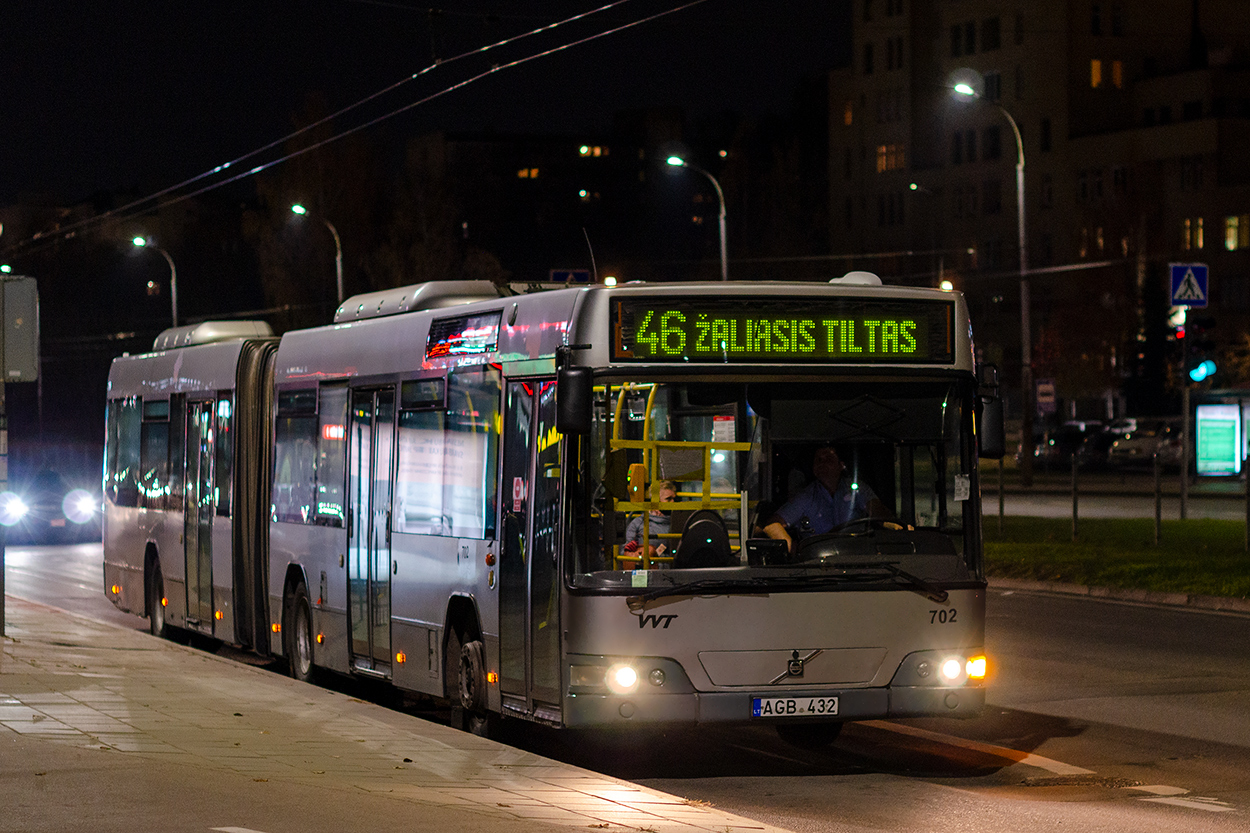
[{"left": 286, "top": 582, "right": 315, "bottom": 683}]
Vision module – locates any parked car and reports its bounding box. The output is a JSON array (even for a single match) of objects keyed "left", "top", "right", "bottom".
[
  {"left": 0, "top": 469, "right": 101, "bottom": 544},
  {"left": 1106, "top": 420, "right": 1183, "bottom": 471},
  {"left": 1076, "top": 418, "right": 1136, "bottom": 470},
  {"left": 1029, "top": 421, "right": 1103, "bottom": 471}
]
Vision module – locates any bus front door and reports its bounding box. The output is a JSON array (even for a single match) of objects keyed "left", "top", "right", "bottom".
[
  {"left": 348, "top": 388, "right": 395, "bottom": 676},
  {"left": 499, "top": 380, "right": 562, "bottom": 719},
  {"left": 184, "top": 400, "right": 214, "bottom": 631}
]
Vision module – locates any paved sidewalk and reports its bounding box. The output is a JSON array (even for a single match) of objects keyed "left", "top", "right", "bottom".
[{"left": 0, "top": 596, "right": 786, "bottom": 833}]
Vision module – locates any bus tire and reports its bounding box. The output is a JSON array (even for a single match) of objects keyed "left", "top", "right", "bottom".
[
  {"left": 286, "top": 582, "right": 315, "bottom": 683},
  {"left": 147, "top": 560, "right": 166, "bottom": 638},
  {"left": 458, "top": 640, "right": 491, "bottom": 737},
  {"left": 775, "top": 721, "right": 843, "bottom": 750}
]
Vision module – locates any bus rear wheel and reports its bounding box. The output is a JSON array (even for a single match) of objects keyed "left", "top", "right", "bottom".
[
  {"left": 775, "top": 721, "right": 843, "bottom": 750},
  {"left": 286, "top": 582, "right": 315, "bottom": 683},
  {"left": 147, "top": 561, "right": 166, "bottom": 638}
]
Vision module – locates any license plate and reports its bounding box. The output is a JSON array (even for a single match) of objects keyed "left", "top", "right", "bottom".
[{"left": 752, "top": 695, "right": 840, "bottom": 718}]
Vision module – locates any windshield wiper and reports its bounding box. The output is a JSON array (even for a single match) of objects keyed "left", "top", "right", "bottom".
[
  {"left": 624, "top": 563, "right": 949, "bottom": 608},
  {"left": 821, "top": 560, "right": 949, "bottom": 603},
  {"left": 626, "top": 577, "right": 772, "bottom": 609}
]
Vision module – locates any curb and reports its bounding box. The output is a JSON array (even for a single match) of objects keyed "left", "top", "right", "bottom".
[{"left": 988, "top": 577, "right": 1250, "bottom": 616}]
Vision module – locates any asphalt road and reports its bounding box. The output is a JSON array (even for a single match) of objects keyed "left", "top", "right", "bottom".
[{"left": 6, "top": 541, "right": 1250, "bottom": 832}]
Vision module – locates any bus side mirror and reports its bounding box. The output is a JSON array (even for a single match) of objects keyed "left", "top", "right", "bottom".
[
  {"left": 977, "top": 364, "right": 1006, "bottom": 459},
  {"left": 556, "top": 366, "right": 593, "bottom": 435}
]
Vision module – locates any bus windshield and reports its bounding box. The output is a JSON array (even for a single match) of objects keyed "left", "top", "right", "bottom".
[{"left": 570, "top": 376, "right": 979, "bottom": 591}]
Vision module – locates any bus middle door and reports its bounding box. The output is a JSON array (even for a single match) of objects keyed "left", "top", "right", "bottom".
[
  {"left": 499, "top": 379, "right": 562, "bottom": 720},
  {"left": 348, "top": 388, "right": 396, "bottom": 677},
  {"left": 184, "top": 399, "right": 215, "bottom": 631}
]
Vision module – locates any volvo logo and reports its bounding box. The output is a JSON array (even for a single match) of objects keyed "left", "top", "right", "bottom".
[{"left": 788, "top": 649, "right": 805, "bottom": 677}]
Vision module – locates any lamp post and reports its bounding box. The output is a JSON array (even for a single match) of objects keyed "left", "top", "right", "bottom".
[
  {"left": 132, "top": 237, "right": 178, "bottom": 328},
  {"left": 291, "top": 204, "right": 344, "bottom": 305},
  {"left": 666, "top": 156, "right": 728, "bottom": 281},
  {"left": 953, "top": 81, "right": 1033, "bottom": 485}
]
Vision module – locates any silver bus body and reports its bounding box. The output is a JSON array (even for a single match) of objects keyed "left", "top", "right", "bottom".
[{"left": 105, "top": 279, "right": 990, "bottom": 732}]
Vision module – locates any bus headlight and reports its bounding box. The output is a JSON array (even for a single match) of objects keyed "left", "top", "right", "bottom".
[
  {"left": 64, "top": 490, "right": 98, "bottom": 524},
  {"left": 891, "top": 649, "right": 988, "bottom": 687},
  {"left": 606, "top": 663, "right": 639, "bottom": 694},
  {"left": 0, "top": 492, "right": 28, "bottom": 526}
]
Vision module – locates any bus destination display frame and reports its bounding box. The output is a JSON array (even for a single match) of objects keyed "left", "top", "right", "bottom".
[{"left": 611, "top": 296, "right": 955, "bottom": 364}]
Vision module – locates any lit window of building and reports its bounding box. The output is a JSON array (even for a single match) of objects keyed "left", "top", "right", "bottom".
[
  {"left": 844, "top": 100, "right": 854, "bottom": 126},
  {"left": 517, "top": 168, "right": 540, "bottom": 179},
  {"left": 1183, "top": 217, "right": 1205, "bottom": 251},
  {"left": 1112, "top": 60, "right": 1123, "bottom": 88},
  {"left": 1090, "top": 59, "right": 1102, "bottom": 88},
  {"left": 1226, "top": 215, "right": 1250, "bottom": 250},
  {"left": 876, "top": 143, "right": 906, "bottom": 172}
]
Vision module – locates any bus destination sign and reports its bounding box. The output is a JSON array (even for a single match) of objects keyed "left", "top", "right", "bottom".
[{"left": 612, "top": 297, "right": 954, "bottom": 364}]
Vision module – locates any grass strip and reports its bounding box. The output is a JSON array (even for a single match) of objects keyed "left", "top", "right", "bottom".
[{"left": 983, "top": 516, "right": 1250, "bottom": 599}]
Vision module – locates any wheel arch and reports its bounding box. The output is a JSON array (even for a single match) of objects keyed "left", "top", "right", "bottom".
[
  {"left": 279, "top": 563, "right": 311, "bottom": 651},
  {"left": 143, "top": 542, "right": 161, "bottom": 618}
]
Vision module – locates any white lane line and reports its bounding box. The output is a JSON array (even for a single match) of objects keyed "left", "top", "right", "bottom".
[
  {"left": 860, "top": 720, "right": 1094, "bottom": 776},
  {"left": 1140, "top": 796, "right": 1235, "bottom": 812},
  {"left": 212, "top": 828, "right": 271, "bottom": 833},
  {"left": 1131, "top": 785, "right": 1189, "bottom": 796}
]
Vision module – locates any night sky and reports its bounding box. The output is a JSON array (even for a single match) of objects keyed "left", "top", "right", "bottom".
[{"left": 2, "top": 0, "right": 851, "bottom": 207}]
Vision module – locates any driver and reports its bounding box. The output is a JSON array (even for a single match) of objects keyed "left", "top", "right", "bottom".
[{"left": 761, "top": 446, "right": 888, "bottom": 552}]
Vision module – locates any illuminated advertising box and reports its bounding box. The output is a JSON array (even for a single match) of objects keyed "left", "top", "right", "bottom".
[{"left": 1196, "top": 404, "right": 1241, "bottom": 476}]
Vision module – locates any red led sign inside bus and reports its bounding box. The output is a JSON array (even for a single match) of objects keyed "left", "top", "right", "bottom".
[
  {"left": 426, "top": 311, "right": 502, "bottom": 359},
  {"left": 322, "top": 424, "right": 346, "bottom": 441}
]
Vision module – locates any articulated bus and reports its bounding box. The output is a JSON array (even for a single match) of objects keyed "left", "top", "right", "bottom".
[{"left": 104, "top": 274, "right": 1003, "bottom": 746}]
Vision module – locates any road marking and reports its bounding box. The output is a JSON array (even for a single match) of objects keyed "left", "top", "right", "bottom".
[
  {"left": 212, "top": 828, "right": 271, "bottom": 833},
  {"left": 1131, "top": 785, "right": 1189, "bottom": 796},
  {"left": 861, "top": 721, "right": 1094, "bottom": 776},
  {"left": 1140, "top": 796, "right": 1235, "bottom": 812}
]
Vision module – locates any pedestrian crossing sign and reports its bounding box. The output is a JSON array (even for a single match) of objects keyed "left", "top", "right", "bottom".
[{"left": 1170, "top": 263, "right": 1208, "bottom": 308}]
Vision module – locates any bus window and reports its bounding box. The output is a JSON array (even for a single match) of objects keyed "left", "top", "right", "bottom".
[
  {"left": 105, "top": 398, "right": 141, "bottom": 508},
  {"left": 394, "top": 367, "right": 501, "bottom": 539},
  {"left": 273, "top": 389, "right": 318, "bottom": 523},
  {"left": 139, "top": 400, "right": 171, "bottom": 509},
  {"left": 444, "top": 366, "right": 501, "bottom": 539},
  {"left": 396, "top": 408, "right": 446, "bottom": 535},
  {"left": 316, "top": 386, "right": 348, "bottom": 526},
  {"left": 215, "top": 394, "right": 233, "bottom": 517}
]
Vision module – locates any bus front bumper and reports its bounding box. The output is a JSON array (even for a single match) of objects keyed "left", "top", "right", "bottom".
[{"left": 563, "top": 685, "right": 985, "bottom": 727}]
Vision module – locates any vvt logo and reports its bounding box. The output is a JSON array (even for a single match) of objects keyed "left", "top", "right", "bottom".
[{"left": 638, "top": 613, "right": 678, "bottom": 629}]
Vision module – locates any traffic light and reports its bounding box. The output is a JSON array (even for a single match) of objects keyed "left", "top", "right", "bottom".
[{"left": 1185, "top": 315, "right": 1217, "bottom": 383}]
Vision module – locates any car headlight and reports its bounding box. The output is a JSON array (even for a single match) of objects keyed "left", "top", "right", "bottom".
[
  {"left": 64, "top": 489, "right": 98, "bottom": 524},
  {"left": 0, "top": 492, "right": 28, "bottom": 526}
]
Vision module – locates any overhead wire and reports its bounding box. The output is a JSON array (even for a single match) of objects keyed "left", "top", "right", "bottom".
[
  {"left": 144, "top": 0, "right": 708, "bottom": 217},
  {"left": 5, "top": 0, "right": 672, "bottom": 257}
]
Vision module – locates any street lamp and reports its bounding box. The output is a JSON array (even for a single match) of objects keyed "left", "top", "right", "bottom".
[
  {"left": 953, "top": 78, "right": 1033, "bottom": 485},
  {"left": 132, "top": 237, "right": 178, "bottom": 328},
  {"left": 666, "top": 155, "right": 728, "bottom": 281},
  {"left": 291, "top": 203, "right": 344, "bottom": 305}
]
